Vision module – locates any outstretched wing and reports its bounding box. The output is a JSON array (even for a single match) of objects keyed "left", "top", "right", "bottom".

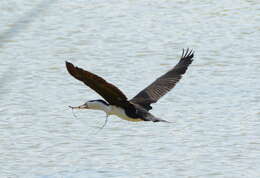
[
  {"left": 66, "top": 61, "right": 131, "bottom": 108},
  {"left": 130, "top": 49, "right": 194, "bottom": 110}
]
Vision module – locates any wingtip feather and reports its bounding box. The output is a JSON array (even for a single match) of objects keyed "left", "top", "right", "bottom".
[{"left": 180, "top": 48, "right": 195, "bottom": 64}]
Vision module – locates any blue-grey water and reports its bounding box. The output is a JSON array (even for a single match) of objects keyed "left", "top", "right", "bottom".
[{"left": 0, "top": 0, "right": 259, "bottom": 177}]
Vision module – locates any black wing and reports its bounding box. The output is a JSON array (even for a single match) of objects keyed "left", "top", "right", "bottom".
[
  {"left": 66, "top": 61, "right": 133, "bottom": 108},
  {"left": 130, "top": 49, "right": 194, "bottom": 110}
]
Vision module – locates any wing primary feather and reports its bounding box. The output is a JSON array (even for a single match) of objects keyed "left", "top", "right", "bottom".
[
  {"left": 130, "top": 49, "right": 194, "bottom": 110},
  {"left": 66, "top": 61, "right": 132, "bottom": 108}
]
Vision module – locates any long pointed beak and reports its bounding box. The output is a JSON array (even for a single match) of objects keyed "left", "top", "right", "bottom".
[{"left": 69, "top": 104, "right": 88, "bottom": 109}]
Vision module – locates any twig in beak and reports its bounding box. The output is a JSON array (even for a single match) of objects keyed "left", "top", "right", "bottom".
[
  {"left": 95, "top": 114, "right": 109, "bottom": 134},
  {"left": 69, "top": 105, "right": 80, "bottom": 109},
  {"left": 69, "top": 106, "right": 79, "bottom": 119}
]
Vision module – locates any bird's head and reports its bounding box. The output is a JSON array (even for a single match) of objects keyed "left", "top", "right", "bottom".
[{"left": 69, "top": 99, "right": 109, "bottom": 111}]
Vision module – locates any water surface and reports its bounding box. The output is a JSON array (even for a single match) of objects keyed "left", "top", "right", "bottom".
[{"left": 0, "top": 0, "right": 259, "bottom": 177}]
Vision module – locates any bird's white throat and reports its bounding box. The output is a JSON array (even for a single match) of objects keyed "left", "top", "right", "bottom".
[
  {"left": 87, "top": 101, "right": 142, "bottom": 122},
  {"left": 86, "top": 101, "right": 111, "bottom": 114}
]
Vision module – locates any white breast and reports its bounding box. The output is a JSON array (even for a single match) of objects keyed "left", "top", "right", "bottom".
[{"left": 109, "top": 106, "right": 143, "bottom": 122}]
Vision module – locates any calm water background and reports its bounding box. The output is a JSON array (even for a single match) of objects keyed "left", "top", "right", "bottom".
[{"left": 0, "top": 0, "right": 259, "bottom": 177}]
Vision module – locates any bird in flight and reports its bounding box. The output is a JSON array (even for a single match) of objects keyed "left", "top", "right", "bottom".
[{"left": 66, "top": 49, "right": 194, "bottom": 123}]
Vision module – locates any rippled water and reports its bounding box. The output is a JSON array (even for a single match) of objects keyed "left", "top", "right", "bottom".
[{"left": 0, "top": 0, "right": 259, "bottom": 177}]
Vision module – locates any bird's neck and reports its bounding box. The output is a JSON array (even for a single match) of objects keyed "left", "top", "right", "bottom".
[{"left": 90, "top": 102, "right": 111, "bottom": 114}]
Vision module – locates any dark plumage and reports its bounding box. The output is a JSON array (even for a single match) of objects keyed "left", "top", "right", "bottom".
[
  {"left": 130, "top": 49, "right": 194, "bottom": 110},
  {"left": 66, "top": 49, "right": 194, "bottom": 122}
]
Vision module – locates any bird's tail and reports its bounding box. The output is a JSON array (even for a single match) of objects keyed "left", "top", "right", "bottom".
[
  {"left": 144, "top": 117, "right": 171, "bottom": 123},
  {"left": 153, "top": 118, "right": 171, "bottom": 123}
]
